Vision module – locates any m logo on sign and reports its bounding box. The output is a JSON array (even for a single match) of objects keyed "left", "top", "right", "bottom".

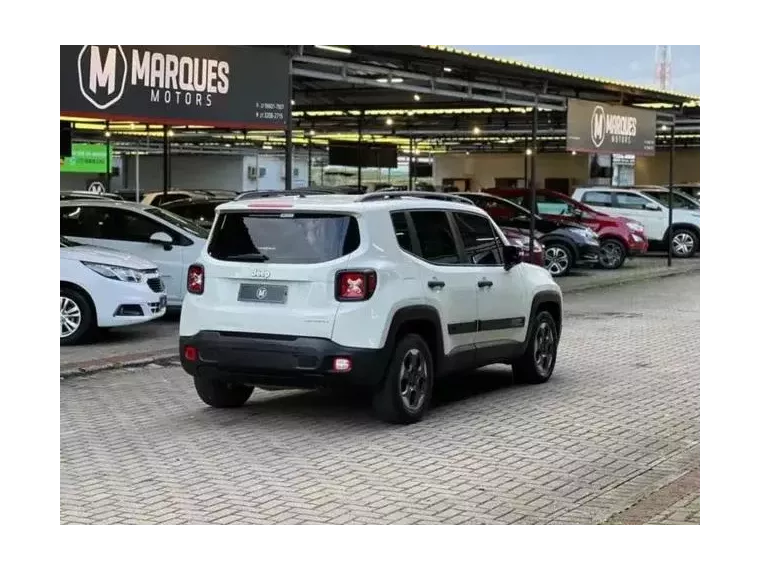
[
  {"left": 77, "top": 45, "right": 128, "bottom": 110},
  {"left": 591, "top": 105, "right": 606, "bottom": 148}
]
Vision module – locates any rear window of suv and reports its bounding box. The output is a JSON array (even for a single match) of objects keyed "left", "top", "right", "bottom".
[{"left": 207, "top": 212, "right": 360, "bottom": 264}]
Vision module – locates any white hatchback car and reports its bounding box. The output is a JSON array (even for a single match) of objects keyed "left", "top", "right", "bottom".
[
  {"left": 60, "top": 237, "right": 167, "bottom": 345},
  {"left": 60, "top": 200, "right": 208, "bottom": 307}
]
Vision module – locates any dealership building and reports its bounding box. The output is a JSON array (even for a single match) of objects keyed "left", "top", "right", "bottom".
[{"left": 60, "top": 45, "right": 699, "bottom": 196}]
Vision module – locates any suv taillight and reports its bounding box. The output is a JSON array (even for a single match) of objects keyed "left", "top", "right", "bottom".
[
  {"left": 335, "top": 270, "right": 377, "bottom": 302},
  {"left": 187, "top": 264, "right": 205, "bottom": 295}
]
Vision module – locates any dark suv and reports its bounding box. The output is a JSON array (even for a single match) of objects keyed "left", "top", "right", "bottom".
[{"left": 454, "top": 192, "right": 600, "bottom": 277}]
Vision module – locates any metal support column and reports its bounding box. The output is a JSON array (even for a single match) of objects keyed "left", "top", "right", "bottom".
[
  {"left": 667, "top": 123, "right": 675, "bottom": 267},
  {"left": 285, "top": 58, "right": 294, "bottom": 191},
  {"left": 408, "top": 137, "right": 414, "bottom": 191},
  {"left": 357, "top": 111, "right": 363, "bottom": 193},
  {"left": 528, "top": 106, "right": 538, "bottom": 257},
  {"left": 307, "top": 137, "right": 312, "bottom": 186},
  {"left": 135, "top": 152, "right": 141, "bottom": 203},
  {"left": 524, "top": 140, "right": 529, "bottom": 188},
  {"left": 162, "top": 125, "right": 170, "bottom": 196},
  {"left": 105, "top": 120, "right": 111, "bottom": 193}
]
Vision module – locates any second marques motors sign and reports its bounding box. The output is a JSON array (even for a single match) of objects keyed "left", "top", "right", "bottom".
[
  {"left": 566, "top": 98, "right": 657, "bottom": 156},
  {"left": 60, "top": 45, "right": 289, "bottom": 129}
]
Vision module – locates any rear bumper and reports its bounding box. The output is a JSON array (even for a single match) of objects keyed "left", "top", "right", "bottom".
[{"left": 179, "top": 331, "right": 387, "bottom": 389}]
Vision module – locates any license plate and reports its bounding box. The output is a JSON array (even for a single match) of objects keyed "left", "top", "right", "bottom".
[
  {"left": 159, "top": 295, "right": 167, "bottom": 309},
  {"left": 238, "top": 283, "right": 288, "bottom": 304}
]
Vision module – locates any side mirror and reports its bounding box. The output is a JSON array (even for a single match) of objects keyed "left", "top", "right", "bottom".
[
  {"left": 149, "top": 231, "right": 174, "bottom": 250},
  {"left": 502, "top": 244, "right": 522, "bottom": 270}
]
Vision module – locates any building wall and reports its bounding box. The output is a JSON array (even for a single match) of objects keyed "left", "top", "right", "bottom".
[
  {"left": 433, "top": 148, "right": 700, "bottom": 189},
  {"left": 120, "top": 155, "right": 245, "bottom": 192},
  {"left": 241, "top": 155, "right": 310, "bottom": 192},
  {"left": 634, "top": 148, "right": 700, "bottom": 185}
]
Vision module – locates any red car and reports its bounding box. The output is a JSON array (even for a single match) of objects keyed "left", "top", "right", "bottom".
[{"left": 488, "top": 188, "right": 648, "bottom": 269}]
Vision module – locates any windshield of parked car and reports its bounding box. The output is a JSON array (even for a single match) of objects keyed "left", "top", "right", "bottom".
[
  {"left": 642, "top": 190, "right": 699, "bottom": 210},
  {"left": 145, "top": 207, "right": 210, "bottom": 238}
]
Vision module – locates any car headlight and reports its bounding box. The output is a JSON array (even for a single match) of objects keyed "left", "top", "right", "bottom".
[
  {"left": 627, "top": 221, "right": 645, "bottom": 233},
  {"left": 81, "top": 262, "right": 145, "bottom": 282}
]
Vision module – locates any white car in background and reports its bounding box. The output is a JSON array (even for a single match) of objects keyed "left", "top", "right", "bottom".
[
  {"left": 60, "top": 200, "right": 208, "bottom": 307},
  {"left": 60, "top": 237, "right": 167, "bottom": 345},
  {"left": 572, "top": 187, "right": 700, "bottom": 258}
]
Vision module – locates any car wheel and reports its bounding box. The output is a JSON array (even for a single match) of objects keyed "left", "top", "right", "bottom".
[
  {"left": 598, "top": 238, "right": 627, "bottom": 270},
  {"left": 671, "top": 229, "right": 698, "bottom": 258},
  {"left": 194, "top": 375, "right": 254, "bottom": 408},
  {"left": 512, "top": 310, "right": 559, "bottom": 384},
  {"left": 372, "top": 333, "right": 434, "bottom": 424},
  {"left": 543, "top": 243, "right": 574, "bottom": 277},
  {"left": 60, "top": 287, "right": 95, "bottom": 346}
]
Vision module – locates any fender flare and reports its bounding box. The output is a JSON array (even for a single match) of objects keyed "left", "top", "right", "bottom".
[
  {"left": 528, "top": 290, "right": 563, "bottom": 340},
  {"left": 382, "top": 304, "right": 445, "bottom": 369}
]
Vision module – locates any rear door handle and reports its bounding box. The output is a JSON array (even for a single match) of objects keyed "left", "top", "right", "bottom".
[
  {"left": 478, "top": 279, "right": 494, "bottom": 288},
  {"left": 427, "top": 280, "right": 446, "bottom": 289}
]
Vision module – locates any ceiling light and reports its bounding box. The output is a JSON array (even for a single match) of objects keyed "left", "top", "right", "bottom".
[
  {"left": 413, "top": 94, "right": 421, "bottom": 101},
  {"left": 315, "top": 45, "right": 352, "bottom": 55},
  {"left": 443, "top": 67, "right": 452, "bottom": 72},
  {"left": 385, "top": 118, "right": 393, "bottom": 126},
  {"left": 525, "top": 148, "right": 533, "bottom": 156},
  {"left": 661, "top": 124, "right": 670, "bottom": 131},
  {"left": 167, "top": 129, "right": 175, "bottom": 137},
  {"left": 104, "top": 130, "right": 111, "bottom": 138},
  {"left": 465, "top": 151, "right": 470, "bottom": 155},
  {"left": 291, "top": 99, "right": 295, "bottom": 106},
  {"left": 571, "top": 150, "right": 577, "bottom": 155},
  {"left": 506, "top": 137, "right": 515, "bottom": 144},
  {"left": 309, "top": 129, "right": 316, "bottom": 136},
  {"left": 472, "top": 126, "right": 481, "bottom": 135}
]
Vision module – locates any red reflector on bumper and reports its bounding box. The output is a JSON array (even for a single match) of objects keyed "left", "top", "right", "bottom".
[{"left": 184, "top": 346, "right": 198, "bottom": 361}]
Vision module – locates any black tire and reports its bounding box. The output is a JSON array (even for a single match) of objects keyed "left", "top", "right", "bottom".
[
  {"left": 194, "top": 375, "right": 254, "bottom": 408},
  {"left": 512, "top": 311, "right": 559, "bottom": 384},
  {"left": 598, "top": 238, "right": 627, "bottom": 270},
  {"left": 670, "top": 228, "right": 698, "bottom": 258},
  {"left": 60, "top": 287, "right": 95, "bottom": 346},
  {"left": 543, "top": 243, "right": 574, "bottom": 277},
  {"left": 372, "top": 333, "right": 434, "bottom": 424}
]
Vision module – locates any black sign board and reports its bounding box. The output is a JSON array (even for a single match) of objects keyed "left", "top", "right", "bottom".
[
  {"left": 328, "top": 141, "right": 398, "bottom": 168},
  {"left": 61, "top": 45, "right": 289, "bottom": 129},
  {"left": 566, "top": 99, "right": 657, "bottom": 156},
  {"left": 410, "top": 162, "right": 433, "bottom": 178}
]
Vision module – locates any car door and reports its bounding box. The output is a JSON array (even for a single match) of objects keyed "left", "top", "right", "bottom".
[
  {"left": 612, "top": 191, "right": 667, "bottom": 240},
  {"left": 61, "top": 204, "right": 185, "bottom": 303},
  {"left": 451, "top": 211, "right": 528, "bottom": 353},
  {"left": 404, "top": 210, "right": 478, "bottom": 365}
]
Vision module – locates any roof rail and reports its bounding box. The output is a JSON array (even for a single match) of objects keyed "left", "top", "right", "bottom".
[
  {"left": 358, "top": 191, "right": 475, "bottom": 205},
  {"left": 234, "top": 189, "right": 335, "bottom": 201}
]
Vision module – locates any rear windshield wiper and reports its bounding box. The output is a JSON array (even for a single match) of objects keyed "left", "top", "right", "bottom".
[{"left": 223, "top": 253, "right": 270, "bottom": 262}]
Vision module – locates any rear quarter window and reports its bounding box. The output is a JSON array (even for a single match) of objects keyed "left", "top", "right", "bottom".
[{"left": 207, "top": 212, "right": 360, "bottom": 264}]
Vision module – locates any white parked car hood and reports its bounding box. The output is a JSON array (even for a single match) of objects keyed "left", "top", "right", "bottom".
[{"left": 60, "top": 244, "right": 158, "bottom": 271}]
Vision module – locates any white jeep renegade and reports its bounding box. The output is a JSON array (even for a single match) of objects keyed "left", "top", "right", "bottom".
[{"left": 179, "top": 191, "right": 563, "bottom": 424}]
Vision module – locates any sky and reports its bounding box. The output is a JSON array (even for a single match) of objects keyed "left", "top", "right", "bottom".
[{"left": 453, "top": 45, "right": 700, "bottom": 96}]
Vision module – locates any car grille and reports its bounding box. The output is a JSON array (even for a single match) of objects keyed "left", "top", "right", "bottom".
[{"left": 147, "top": 277, "right": 165, "bottom": 293}]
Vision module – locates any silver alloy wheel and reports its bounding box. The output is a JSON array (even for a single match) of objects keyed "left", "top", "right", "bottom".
[
  {"left": 544, "top": 246, "right": 570, "bottom": 276},
  {"left": 60, "top": 296, "right": 82, "bottom": 338},
  {"left": 398, "top": 348, "right": 429, "bottom": 413},
  {"left": 533, "top": 321, "right": 555, "bottom": 377},
  {"left": 600, "top": 241, "right": 624, "bottom": 268},
  {"left": 672, "top": 232, "right": 695, "bottom": 256}
]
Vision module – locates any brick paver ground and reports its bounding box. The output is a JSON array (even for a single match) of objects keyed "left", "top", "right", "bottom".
[{"left": 60, "top": 272, "right": 700, "bottom": 524}]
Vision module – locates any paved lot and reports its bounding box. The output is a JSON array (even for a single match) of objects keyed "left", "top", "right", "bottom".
[
  {"left": 60, "top": 254, "right": 699, "bottom": 375},
  {"left": 60, "top": 272, "right": 700, "bottom": 524}
]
